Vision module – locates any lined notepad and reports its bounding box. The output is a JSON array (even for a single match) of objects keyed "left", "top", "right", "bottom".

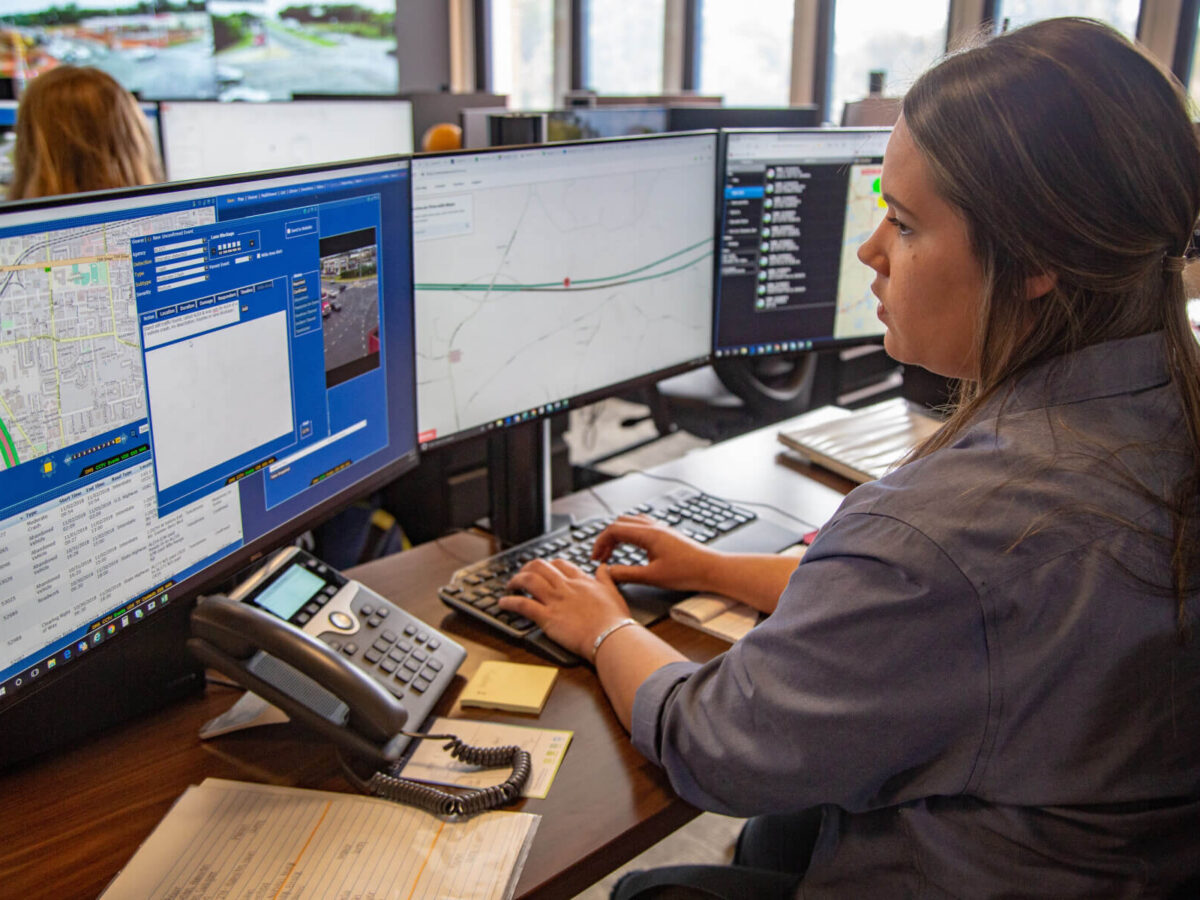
[{"left": 100, "top": 778, "right": 539, "bottom": 900}]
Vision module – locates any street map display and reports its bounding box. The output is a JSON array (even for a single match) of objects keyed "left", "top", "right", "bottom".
[{"left": 413, "top": 136, "right": 715, "bottom": 443}]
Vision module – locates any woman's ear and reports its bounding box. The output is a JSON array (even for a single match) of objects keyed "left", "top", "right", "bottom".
[{"left": 1024, "top": 271, "right": 1057, "bottom": 300}]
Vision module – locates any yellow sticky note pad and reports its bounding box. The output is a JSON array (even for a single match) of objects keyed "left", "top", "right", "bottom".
[{"left": 459, "top": 660, "right": 558, "bottom": 715}]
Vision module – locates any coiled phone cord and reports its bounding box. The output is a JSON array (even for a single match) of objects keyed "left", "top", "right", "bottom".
[{"left": 341, "top": 731, "right": 531, "bottom": 817}]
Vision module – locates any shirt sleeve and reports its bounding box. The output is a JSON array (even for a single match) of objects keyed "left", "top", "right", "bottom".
[{"left": 629, "top": 510, "right": 992, "bottom": 817}]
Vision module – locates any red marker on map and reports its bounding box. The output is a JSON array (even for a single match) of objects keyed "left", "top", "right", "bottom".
[{"left": 563, "top": 277, "right": 570, "bottom": 287}]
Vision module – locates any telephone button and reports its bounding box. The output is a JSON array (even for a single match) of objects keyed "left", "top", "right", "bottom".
[
  {"left": 379, "top": 658, "right": 398, "bottom": 674},
  {"left": 329, "top": 611, "right": 354, "bottom": 631},
  {"left": 395, "top": 669, "right": 413, "bottom": 684},
  {"left": 381, "top": 629, "right": 398, "bottom": 643},
  {"left": 412, "top": 677, "right": 431, "bottom": 694},
  {"left": 376, "top": 608, "right": 390, "bottom": 619},
  {"left": 367, "top": 616, "right": 383, "bottom": 628},
  {"left": 361, "top": 604, "right": 375, "bottom": 616},
  {"left": 342, "top": 642, "right": 358, "bottom": 656},
  {"left": 304, "top": 602, "right": 321, "bottom": 615},
  {"left": 364, "top": 648, "right": 383, "bottom": 664},
  {"left": 295, "top": 612, "right": 310, "bottom": 625},
  {"left": 385, "top": 680, "right": 406, "bottom": 699}
]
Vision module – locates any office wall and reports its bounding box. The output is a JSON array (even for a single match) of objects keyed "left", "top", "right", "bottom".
[{"left": 397, "top": 0, "right": 453, "bottom": 92}]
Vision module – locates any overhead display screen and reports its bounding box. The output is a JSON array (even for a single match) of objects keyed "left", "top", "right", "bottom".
[{"left": 0, "top": 0, "right": 398, "bottom": 100}]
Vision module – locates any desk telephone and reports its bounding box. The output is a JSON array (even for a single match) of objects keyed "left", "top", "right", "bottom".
[{"left": 188, "top": 547, "right": 531, "bottom": 815}]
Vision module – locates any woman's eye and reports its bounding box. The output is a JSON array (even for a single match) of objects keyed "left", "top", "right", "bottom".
[{"left": 886, "top": 215, "right": 912, "bottom": 236}]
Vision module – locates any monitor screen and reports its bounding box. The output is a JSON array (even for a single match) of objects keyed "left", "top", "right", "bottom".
[
  {"left": 0, "top": 99, "right": 161, "bottom": 193},
  {"left": 545, "top": 106, "right": 668, "bottom": 142},
  {"left": 0, "top": 157, "right": 417, "bottom": 754},
  {"left": 714, "top": 128, "right": 891, "bottom": 357},
  {"left": 159, "top": 99, "right": 414, "bottom": 181},
  {"left": 412, "top": 132, "right": 717, "bottom": 448},
  {"left": 667, "top": 106, "right": 820, "bottom": 132},
  {"left": 0, "top": 5, "right": 399, "bottom": 99}
]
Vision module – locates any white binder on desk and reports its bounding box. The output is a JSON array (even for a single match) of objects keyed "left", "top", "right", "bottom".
[{"left": 778, "top": 398, "right": 944, "bottom": 483}]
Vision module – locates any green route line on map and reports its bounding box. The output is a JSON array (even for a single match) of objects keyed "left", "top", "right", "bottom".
[
  {"left": 415, "top": 238, "right": 711, "bottom": 292},
  {"left": 0, "top": 416, "right": 17, "bottom": 468}
]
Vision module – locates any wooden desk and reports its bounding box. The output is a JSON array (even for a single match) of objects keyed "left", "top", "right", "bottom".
[{"left": 0, "top": 419, "right": 852, "bottom": 900}]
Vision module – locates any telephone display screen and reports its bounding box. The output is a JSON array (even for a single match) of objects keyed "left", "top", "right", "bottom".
[{"left": 254, "top": 566, "right": 327, "bottom": 622}]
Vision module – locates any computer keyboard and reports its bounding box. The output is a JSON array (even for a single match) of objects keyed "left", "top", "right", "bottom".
[{"left": 438, "top": 486, "right": 807, "bottom": 665}]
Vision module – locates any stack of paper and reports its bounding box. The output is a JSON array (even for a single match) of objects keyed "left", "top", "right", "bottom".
[
  {"left": 101, "top": 778, "right": 539, "bottom": 900},
  {"left": 777, "top": 398, "right": 943, "bottom": 483}
]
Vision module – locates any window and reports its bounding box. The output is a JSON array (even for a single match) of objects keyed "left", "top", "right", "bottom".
[
  {"left": 584, "top": 1, "right": 665, "bottom": 94},
  {"left": 994, "top": 0, "right": 1141, "bottom": 37},
  {"left": 489, "top": 0, "right": 555, "bottom": 109},
  {"left": 1189, "top": 4, "right": 1200, "bottom": 112},
  {"left": 696, "top": 0, "right": 793, "bottom": 106},
  {"left": 830, "top": 0, "right": 949, "bottom": 126}
]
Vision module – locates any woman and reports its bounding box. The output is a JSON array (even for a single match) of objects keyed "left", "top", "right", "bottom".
[
  {"left": 7, "top": 65, "right": 163, "bottom": 200},
  {"left": 500, "top": 18, "right": 1200, "bottom": 897}
]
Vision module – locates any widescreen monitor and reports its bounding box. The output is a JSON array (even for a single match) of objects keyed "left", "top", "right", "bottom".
[
  {"left": 159, "top": 99, "right": 414, "bottom": 181},
  {"left": 411, "top": 131, "right": 718, "bottom": 448},
  {"left": 714, "top": 128, "right": 891, "bottom": 357},
  {"left": 0, "top": 4, "right": 399, "bottom": 99},
  {"left": 667, "top": 106, "right": 820, "bottom": 131},
  {"left": 545, "top": 106, "right": 668, "bottom": 142},
  {"left": 0, "top": 156, "right": 417, "bottom": 767}
]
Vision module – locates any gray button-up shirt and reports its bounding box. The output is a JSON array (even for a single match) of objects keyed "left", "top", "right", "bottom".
[{"left": 631, "top": 332, "right": 1200, "bottom": 897}]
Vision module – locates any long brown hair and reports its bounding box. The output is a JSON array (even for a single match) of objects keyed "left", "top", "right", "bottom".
[
  {"left": 8, "top": 65, "right": 163, "bottom": 200},
  {"left": 903, "top": 18, "right": 1200, "bottom": 629}
]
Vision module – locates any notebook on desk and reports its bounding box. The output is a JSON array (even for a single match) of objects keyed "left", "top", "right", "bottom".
[{"left": 778, "top": 398, "right": 944, "bottom": 484}]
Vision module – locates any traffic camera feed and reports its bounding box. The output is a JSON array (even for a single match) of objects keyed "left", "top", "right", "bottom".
[{"left": 0, "top": 1, "right": 398, "bottom": 100}]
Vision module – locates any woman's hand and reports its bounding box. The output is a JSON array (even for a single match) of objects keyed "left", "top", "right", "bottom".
[
  {"left": 591, "top": 514, "right": 724, "bottom": 593},
  {"left": 499, "top": 558, "right": 632, "bottom": 660}
]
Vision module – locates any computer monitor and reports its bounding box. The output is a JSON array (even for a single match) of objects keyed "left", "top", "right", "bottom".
[
  {"left": 159, "top": 99, "right": 414, "bottom": 181},
  {"left": 713, "top": 128, "right": 891, "bottom": 358},
  {"left": 411, "top": 131, "right": 717, "bottom": 448},
  {"left": 545, "top": 106, "right": 669, "bottom": 142},
  {"left": 667, "top": 106, "right": 820, "bottom": 132},
  {"left": 0, "top": 99, "right": 161, "bottom": 192},
  {"left": 0, "top": 156, "right": 417, "bottom": 768}
]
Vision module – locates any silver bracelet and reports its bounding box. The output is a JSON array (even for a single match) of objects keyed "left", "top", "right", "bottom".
[{"left": 591, "top": 617, "right": 638, "bottom": 662}]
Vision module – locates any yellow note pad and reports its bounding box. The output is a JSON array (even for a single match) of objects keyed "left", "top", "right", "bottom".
[{"left": 459, "top": 660, "right": 558, "bottom": 714}]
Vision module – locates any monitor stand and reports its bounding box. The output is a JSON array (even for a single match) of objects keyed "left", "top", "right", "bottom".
[{"left": 487, "top": 418, "right": 569, "bottom": 547}]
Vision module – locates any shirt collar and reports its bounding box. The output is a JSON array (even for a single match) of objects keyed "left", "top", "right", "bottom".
[{"left": 983, "top": 331, "right": 1170, "bottom": 416}]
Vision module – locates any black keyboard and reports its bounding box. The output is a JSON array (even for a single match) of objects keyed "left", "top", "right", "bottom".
[{"left": 438, "top": 486, "right": 807, "bottom": 664}]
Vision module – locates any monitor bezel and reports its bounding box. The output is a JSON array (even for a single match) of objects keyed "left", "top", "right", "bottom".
[
  {"left": 714, "top": 126, "right": 893, "bottom": 359},
  {"left": 410, "top": 129, "right": 721, "bottom": 451},
  {"left": 0, "top": 156, "right": 421, "bottom": 764},
  {"left": 156, "top": 98, "right": 415, "bottom": 182}
]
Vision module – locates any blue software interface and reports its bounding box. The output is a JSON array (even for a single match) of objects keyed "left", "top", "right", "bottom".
[{"left": 0, "top": 158, "right": 415, "bottom": 701}]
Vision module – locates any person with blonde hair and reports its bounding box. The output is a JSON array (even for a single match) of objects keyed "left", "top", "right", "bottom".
[
  {"left": 500, "top": 17, "right": 1200, "bottom": 897},
  {"left": 7, "top": 65, "right": 163, "bottom": 200}
]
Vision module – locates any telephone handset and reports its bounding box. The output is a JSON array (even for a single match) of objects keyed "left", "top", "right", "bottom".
[{"left": 188, "top": 547, "right": 530, "bottom": 815}]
